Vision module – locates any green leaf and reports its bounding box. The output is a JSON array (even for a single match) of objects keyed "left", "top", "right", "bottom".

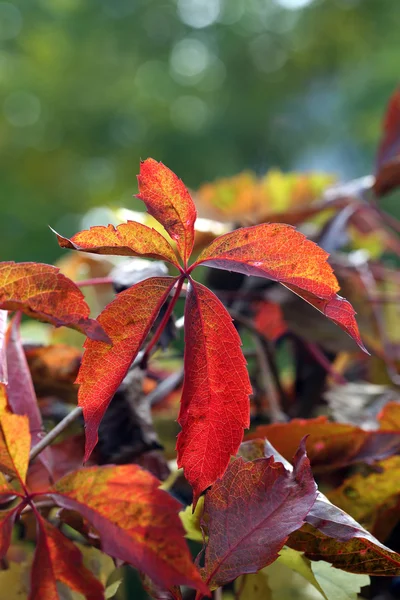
[
  {"left": 179, "top": 496, "right": 205, "bottom": 543},
  {"left": 311, "top": 561, "right": 369, "bottom": 599}
]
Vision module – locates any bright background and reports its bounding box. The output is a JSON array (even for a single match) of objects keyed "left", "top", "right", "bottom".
[{"left": 1, "top": 0, "right": 399, "bottom": 263}]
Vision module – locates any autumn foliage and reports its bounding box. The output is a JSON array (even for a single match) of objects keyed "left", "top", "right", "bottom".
[{"left": 1, "top": 87, "right": 400, "bottom": 599}]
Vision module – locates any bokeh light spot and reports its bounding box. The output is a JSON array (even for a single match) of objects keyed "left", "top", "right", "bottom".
[
  {"left": 170, "top": 95, "right": 209, "bottom": 132},
  {"left": 0, "top": 3, "right": 22, "bottom": 41},
  {"left": 177, "top": 0, "right": 220, "bottom": 29},
  {"left": 3, "top": 91, "right": 41, "bottom": 127},
  {"left": 170, "top": 38, "right": 210, "bottom": 82}
]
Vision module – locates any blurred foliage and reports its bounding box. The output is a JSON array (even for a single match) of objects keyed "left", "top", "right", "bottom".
[{"left": 0, "top": 0, "right": 399, "bottom": 263}]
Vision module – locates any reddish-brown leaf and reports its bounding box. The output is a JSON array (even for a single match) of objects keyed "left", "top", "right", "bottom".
[
  {"left": 0, "top": 262, "right": 109, "bottom": 342},
  {"left": 374, "top": 87, "right": 400, "bottom": 196},
  {"left": 288, "top": 520, "right": 400, "bottom": 576},
  {"left": 31, "top": 514, "right": 105, "bottom": 600},
  {"left": 193, "top": 224, "right": 366, "bottom": 351},
  {"left": 54, "top": 221, "right": 179, "bottom": 267},
  {"left": 137, "top": 159, "right": 197, "bottom": 266},
  {"left": 177, "top": 281, "right": 251, "bottom": 504},
  {"left": 244, "top": 437, "right": 400, "bottom": 576},
  {"left": 5, "top": 314, "right": 53, "bottom": 474},
  {"left": 246, "top": 417, "right": 400, "bottom": 473},
  {"left": 50, "top": 464, "right": 208, "bottom": 595},
  {"left": 77, "top": 276, "right": 178, "bottom": 460},
  {"left": 199, "top": 441, "right": 317, "bottom": 589}
]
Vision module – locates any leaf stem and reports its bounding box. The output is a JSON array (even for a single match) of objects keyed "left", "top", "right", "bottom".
[
  {"left": 74, "top": 277, "right": 114, "bottom": 288},
  {"left": 140, "top": 276, "right": 185, "bottom": 368}
]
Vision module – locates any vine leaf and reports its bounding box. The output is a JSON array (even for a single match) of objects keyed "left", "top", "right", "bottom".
[
  {"left": 51, "top": 465, "right": 208, "bottom": 594},
  {"left": 32, "top": 515, "right": 105, "bottom": 600},
  {"left": 137, "top": 158, "right": 197, "bottom": 266},
  {"left": 54, "top": 221, "right": 179, "bottom": 268},
  {"left": 242, "top": 437, "right": 400, "bottom": 576},
  {"left": 177, "top": 281, "right": 252, "bottom": 504},
  {"left": 374, "top": 87, "right": 400, "bottom": 196},
  {"left": 194, "top": 224, "right": 366, "bottom": 351},
  {"left": 0, "top": 398, "right": 207, "bottom": 596},
  {"left": 246, "top": 416, "right": 400, "bottom": 473},
  {"left": 77, "top": 276, "right": 177, "bottom": 460},
  {"left": 0, "top": 262, "right": 109, "bottom": 342},
  {"left": 199, "top": 440, "right": 317, "bottom": 589},
  {"left": 5, "top": 314, "right": 53, "bottom": 474}
]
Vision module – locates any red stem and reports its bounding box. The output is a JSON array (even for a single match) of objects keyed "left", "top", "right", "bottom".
[
  {"left": 304, "top": 342, "right": 347, "bottom": 386},
  {"left": 140, "top": 276, "right": 185, "bottom": 367},
  {"left": 75, "top": 277, "right": 114, "bottom": 288}
]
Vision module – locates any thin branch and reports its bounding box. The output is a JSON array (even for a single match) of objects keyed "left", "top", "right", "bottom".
[
  {"left": 147, "top": 369, "right": 184, "bottom": 406},
  {"left": 229, "top": 309, "right": 289, "bottom": 412},
  {"left": 29, "top": 405, "right": 83, "bottom": 463},
  {"left": 304, "top": 342, "right": 347, "bottom": 386},
  {"left": 252, "top": 334, "right": 287, "bottom": 423}
]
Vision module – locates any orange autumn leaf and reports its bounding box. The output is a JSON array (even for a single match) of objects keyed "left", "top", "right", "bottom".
[
  {"left": 54, "top": 221, "right": 179, "bottom": 268},
  {"left": 176, "top": 281, "right": 251, "bottom": 504},
  {"left": 77, "top": 276, "right": 178, "bottom": 460},
  {"left": 0, "top": 262, "right": 108, "bottom": 342},
  {"left": 246, "top": 417, "right": 400, "bottom": 473},
  {"left": 137, "top": 158, "right": 197, "bottom": 266},
  {"left": 51, "top": 465, "right": 208, "bottom": 594},
  {"left": 193, "top": 224, "right": 365, "bottom": 351},
  {"left": 378, "top": 401, "right": 400, "bottom": 430}
]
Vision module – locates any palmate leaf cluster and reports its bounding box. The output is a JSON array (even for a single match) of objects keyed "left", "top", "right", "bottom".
[{"left": 0, "top": 87, "right": 399, "bottom": 598}]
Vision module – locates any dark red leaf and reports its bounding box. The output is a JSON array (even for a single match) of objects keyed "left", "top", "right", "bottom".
[
  {"left": 77, "top": 276, "right": 178, "bottom": 460},
  {"left": 137, "top": 159, "right": 197, "bottom": 266},
  {"left": 243, "top": 437, "right": 400, "bottom": 576},
  {"left": 5, "top": 314, "right": 53, "bottom": 474},
  {"left": 199, "top": 440, "right": 317, "bottom": 589},
  {"left": 374, "top": 87, "right": 400, "bottom": 196},
  {"left": 177, "top": 281, "right": 251, "bottom": 504},
  {"left": 31, "top": 514, "right": 105, "bottom": 600},
  {"left": 0, "top": 262, "right": 109, "bottom": 342},
  {"left": 193, "top": 224, "right": 366, "bottom": 351}
]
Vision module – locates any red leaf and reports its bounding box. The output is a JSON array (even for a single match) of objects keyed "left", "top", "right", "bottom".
[
  {"left": 193, "top": 224, "right": 366, "bottom": 351},
  {"left": 254, "top": 301, "right": 287, "bottom": 341},
  {"left": 31, "top": 514, "right": 105, "bottom": 600},
  {"left": 374, "top": 87, "right": 400, "bottom": 196},
  {"left": 51, "top": 464, "right": 208, "bottom": 595},
  {"left": 200, "top": 440, "right": 317, "bottom": 589},
  {"left": 137, "top": 159, "right": 197, "bottom": 266},
  {"left": 54, "top": 221, "right": 179, "bottom": 268},
  {"left": 177, "top": 281, "right": 251, "bottom": 504},
  {"left": 77, "top": 276, "right": 178, "bottom": 460},
  {"left": 5, "top": 314, "right": 53, "bottom": 474},
  {"left": 246, "top": 416, "right": 400, "bottom": 473},
  {"left": 0, "top": 262, "right": 109, "bottom": 342}
]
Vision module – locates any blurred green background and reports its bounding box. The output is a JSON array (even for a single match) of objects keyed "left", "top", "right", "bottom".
[{"left": 1, "top": 0, "right": 399, "bottom": 264}]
